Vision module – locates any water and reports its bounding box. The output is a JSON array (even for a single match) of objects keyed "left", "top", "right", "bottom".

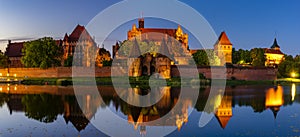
[{"left": 0, "top": 84, "right": 299, "bottom": 137}]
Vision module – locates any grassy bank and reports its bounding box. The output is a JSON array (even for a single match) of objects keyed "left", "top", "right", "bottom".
[{"left": 21, "top": 77, "right": 276, "bottom": 87}]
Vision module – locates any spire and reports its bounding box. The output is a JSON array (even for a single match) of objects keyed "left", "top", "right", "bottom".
[
  {"left": 129, "top": 39, "right": 141, "bottom": 58},
  {"left": 271, "top": 38, "right": 280, "bottom": 49},
  {"left": 270, "top": 107, "right": 280, "bottom": 119},
  {"left": 63, "top": 33, "right": 69, "bottom": 41},
  {"left": 217, "top": 31, "right": 232, "bottom": 45},
  {"left": 176, "top": 25, "right": 183, "bottom": 36},
  {"left": 158, "top": 38, "right": 171, "bottom": 58}
]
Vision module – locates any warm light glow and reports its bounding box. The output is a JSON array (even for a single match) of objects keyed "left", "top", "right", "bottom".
[
  {"left": 14, "top": 74, "right": 17, "bottom": 77},
  {"left": 0, "top": 87, "right": 2, "bottom": 91},
  {"left": 265, "top": 86, "right": 284, "bottom": 107},
  {"left": 14, "top": 86, "right": 17, "bottom": 91},
  {"left": 0, "top": 73, "right": 2, "bottom": 76},
  {"left": 7, "top": 73, "right": 9, "bottom": 77},
  {"left": 291, "top": 72, "right": 296, "bottom": 78},
  {"left": 291, "top": 83, "right": 296, "bottom": 101}
]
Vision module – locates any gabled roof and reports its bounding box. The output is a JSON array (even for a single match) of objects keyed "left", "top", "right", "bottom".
[
  {"left": 216, "top": 31, "right": 232, "bottom": 45},
  {"left": 129, "top": 39, "right": 142, "bottom": 58},
  {"left": 63, "top": 33, "right": 69, "bottom": 41},
  {"left": 65, "top": 25, "right": 95, "bottom": 43},
  {"left": 271, "top": 38, "right": 280, "bottom": 49},
  {"left": 5, "top": 42, "right": 24, "bottom": 57}
]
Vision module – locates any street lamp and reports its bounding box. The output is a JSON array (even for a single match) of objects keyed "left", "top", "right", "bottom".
[{"left": 291, "top": 72, "right": 296, "bottom": 78}]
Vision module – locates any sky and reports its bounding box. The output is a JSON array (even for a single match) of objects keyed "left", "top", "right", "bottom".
[{"left": 0, "top": 0, "right": 299, "bottom": 55}]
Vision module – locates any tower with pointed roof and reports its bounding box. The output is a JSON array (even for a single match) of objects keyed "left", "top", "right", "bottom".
[
  {"left": 264, "top": 38, "right": 284, "bottom": 67},
  {"left": 62, "top": 24, "right": 97, "bottom": 67},
  {"left": 128, "top": 39, "right": 142, "bottom": 77},
  {"left": 214, "top": 31, "right": 233, "bottom": 65},
  {"left": 155, "top": 38, "right": 172, "bottom": 79}
]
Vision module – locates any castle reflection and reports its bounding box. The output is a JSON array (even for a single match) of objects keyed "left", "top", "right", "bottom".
[
  {"left": 0, "top": 84, "right": 300, "bottom": 132},
  {"left": 215, "top": 94, "right": 232, "bottom": 129},
  {"left": 265, "top": 86, "right": 284, "bottom": 119}
]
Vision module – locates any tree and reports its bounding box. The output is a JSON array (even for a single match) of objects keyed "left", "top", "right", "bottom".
[
  {"left": 21, "top": 94, "right": 64, "bottom": 123},
  {"left": 232, "top": 48, "right": 251, "bottom": 64},
  {"left": 64, "top": 56, "right": 73, "bottom": 67},
  {"left": 0, "top": 50, "right": 8, "bottom": 68},
  {"left": 250, "top": 48, "right": 266, "bottom": 67},
  {"left": 96, "top": 48, "right": 112, "bottom": 67},
  {"left": 192, "top": 49, "right": 220, "bottom": 66},
  {"left": 118, "top": 40, "right": 157, "bottom": 56},
  {"left": 21, "top": 37, "right": 63, "bottom": 69},
  {"left": 278, "top": 54, "right": 300, "bottom": 78}
]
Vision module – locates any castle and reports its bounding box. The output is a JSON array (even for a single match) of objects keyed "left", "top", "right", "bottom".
[
  {"left": 62, "top": 25, "right": 98, "bottom": 67},
  {"left": 112, "top": 18, "right": 233, "bottom": 78}
]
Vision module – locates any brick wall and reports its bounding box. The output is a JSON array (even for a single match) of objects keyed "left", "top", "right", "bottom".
[
  {"left": 0, "top": 66, "right": 277, "bottom": 81},
  {"left": 171, "top": 66, "right": 277, "bottom": 81}
]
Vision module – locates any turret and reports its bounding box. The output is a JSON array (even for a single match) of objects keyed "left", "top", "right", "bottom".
[{"left": 128, "top": 39, "right": 142, "bottom": 77}]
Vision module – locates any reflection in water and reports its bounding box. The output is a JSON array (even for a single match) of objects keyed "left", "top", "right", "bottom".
[
  {"left": 265, "top": 86, "right": 284, "bottom": 119},
  {"left": 215, "top": 94, "right": 232, "bottom": 129},
  {"left": 125, "top": 86, "right": 191, "bottom": 133},
  {"left": 291, "top": 83, "right": 296, "bottom": 101},
  {"left": 0, "top": 84, "right": 300, "bottom": 136}
]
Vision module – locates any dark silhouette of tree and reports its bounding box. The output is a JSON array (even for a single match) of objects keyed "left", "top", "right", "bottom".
[
  {"left": 21, "top": 94, "right": 64, "bottom": 123},
  {"left": 278, "top": 54, "right": 300, "bottom": 78},
  {"left": 192, "top": 50, "right": 220, "bottom": 66},
  {"left": 0, "top": 50, "right": 8, "bottom": 68},
  {"left": 21, "top": 37, "right": 63, "bottom": 69},
  {"left": 250, "top": 48, "right": 266, "bottom": 67}
]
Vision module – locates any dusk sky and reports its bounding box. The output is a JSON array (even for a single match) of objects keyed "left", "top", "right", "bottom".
[{"left": 0, "top": 0, "right": 299, "bottom": 55}]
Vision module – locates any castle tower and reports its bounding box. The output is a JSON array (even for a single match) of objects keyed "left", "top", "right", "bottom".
[
  {"left": 264, "top": 38, "right": 284, "bottom": 67},
  {"left": 214, "top": 32, "right": 232, "bottom": 65},
  {"left": 138, "top": 17, "right": 144, "bottom": 29},
  {"left": 112, "top": 41, "right": 120, "bottom": 58},
  {"left": 128, "top": 39, "right": 142, "bottom": 77},
  {"left": 215, "top": 94, "right": 232, "bottom": 129},
  {"left": 155, "top": 38, "right": 172, "bottom": 79},
  {"left": 175, "top": 25, "right": 189, "bottom": 50}
]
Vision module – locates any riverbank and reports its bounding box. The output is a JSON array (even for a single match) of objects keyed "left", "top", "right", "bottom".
[{"left": 19, "top": 77, "right": 277, "bottom": 87}]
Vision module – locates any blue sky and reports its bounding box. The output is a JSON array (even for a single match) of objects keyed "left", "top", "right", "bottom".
[{"left": 0, "top": 0, "right": 299, "bottom": 55}]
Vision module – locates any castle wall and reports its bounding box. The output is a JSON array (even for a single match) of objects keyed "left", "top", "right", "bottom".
[
  {"left": 0, "top": 66, "right": 277, "bottom": 81},
  {"left": 171, "top": 66, "right": 277, "bottom": 81}
]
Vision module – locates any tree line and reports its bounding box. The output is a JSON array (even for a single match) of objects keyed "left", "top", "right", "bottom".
[{"left": 0, "top": 37, "right": 112, "bottom": 69}]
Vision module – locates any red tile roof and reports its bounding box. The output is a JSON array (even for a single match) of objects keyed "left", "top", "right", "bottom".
[
  {"left": 189, "top": 49, "right": 201, "bottom": 55},
  {"left": 136, "top": 28, "right": 177, "bottom": 42},
  {"left": 64, "top": 25, "right": 95, "bottom": 43},
  {"left": 264, "top": 48, "right": 284, "bottom": 55},
  {"left": 5, "top": 42, "right": 24, "bottom": 57},
  {"left": 140, "top": 28, "right": 176, "bottom": 37},
  {"left": 216, "top": 31, "right": 232, "bottom": 45}
]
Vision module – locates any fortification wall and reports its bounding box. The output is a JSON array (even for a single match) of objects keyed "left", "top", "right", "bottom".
[{"left": 0, "top": 66, "right": 277, "bottom": 81}]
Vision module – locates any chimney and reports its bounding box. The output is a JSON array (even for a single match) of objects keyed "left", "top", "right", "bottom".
[{"left": 8, "top": 40, "right": 11, "bottom": 45}]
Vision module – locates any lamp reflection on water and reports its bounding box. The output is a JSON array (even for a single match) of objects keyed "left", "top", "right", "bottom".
[{"left": 291, "top": 83, "right": 296, "bottom": 101}]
